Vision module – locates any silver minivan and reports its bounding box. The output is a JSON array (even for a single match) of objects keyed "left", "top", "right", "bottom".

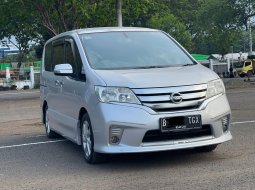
[{"left": 40, "top": 27, "right": 232, "bottom": 163}]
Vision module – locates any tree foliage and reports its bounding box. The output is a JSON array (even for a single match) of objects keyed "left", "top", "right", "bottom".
[
  {"left": 0, "top": 0, "right": 39, "bottom": 67},
  {"left": 192, "top": 0, "right": 242, "bottom": 55},
  {"left": 0, "top": 0, "right": 254, "bottom": 60},
  {"left": 148, "top": 13, "right": 192, "bottom": 51}
]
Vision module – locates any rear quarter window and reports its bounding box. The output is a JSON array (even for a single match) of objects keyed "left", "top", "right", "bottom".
[{"left": 44, "top": 43, "right": 52, "bottom": 71}]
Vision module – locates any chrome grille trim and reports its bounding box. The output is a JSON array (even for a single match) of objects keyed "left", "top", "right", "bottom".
[
  {"left": 143, "top": 99, "right": 205, "bottom": 109},
  {"left": 132, "top": 84, "right": 207, "bottom": 95},
  {"left": 137, "top": 91, "right": 206, "bottom": 102},
  {"left": 132, "top": 84, "right": 207, "bottom": 112}
]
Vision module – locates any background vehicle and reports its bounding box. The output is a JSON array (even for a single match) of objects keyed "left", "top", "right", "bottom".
[{"left": 236, "top": 52, "right": 255, "bottom": 77}]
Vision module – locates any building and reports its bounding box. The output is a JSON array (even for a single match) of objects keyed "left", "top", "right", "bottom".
[{"left": 0, "top": 36, "right": 19, "bottom": 60}]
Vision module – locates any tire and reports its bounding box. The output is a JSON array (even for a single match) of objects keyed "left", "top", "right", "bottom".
[
  {"left": 81, "top": 114, "right": 104, "bottom": 164},
  {"left": 44, "top": 105, "right": 59, "bottom": 138},
  {"left": 247, "top": 70, "right": 253, "bottom": 78},
  {"left": 195, "top": 144, "right": 218, "bottom": 152},
  {"left": 239, "top": 73, "right": 245, "bottom": 78}
]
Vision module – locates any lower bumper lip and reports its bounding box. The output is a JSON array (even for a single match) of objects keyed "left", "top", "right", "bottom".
[{"left": 96, "top": 132, "right": 232, "bottom": 154}]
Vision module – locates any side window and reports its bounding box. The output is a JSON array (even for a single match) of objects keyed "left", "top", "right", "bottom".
[
  {"left": 44, "top": 43, "right": 52, "bottom": 71},
  {"left": 65, "top": 41, "right": 77, "bottom": 77},
  {"left": 52, "top": 43, "right": 64, "bottom": 70},
  {"left": 75, "top": 44, "right": 86, "bottom": 81},
  {"left": 245, "top": 62, "right": 251, "bottom": 67}
]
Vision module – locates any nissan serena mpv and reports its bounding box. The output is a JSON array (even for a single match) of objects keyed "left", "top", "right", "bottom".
[{"left": 40, "top": 27, "right": 232, "bottom": 164}]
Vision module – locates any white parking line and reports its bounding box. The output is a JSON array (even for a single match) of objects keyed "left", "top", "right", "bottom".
[
  {"left": 231, "top": 120, "right": 255, "bottom": 125},
  {"left": 0, "top": 90, "right": 40, "bottom": 96},
  {"left": 0, "top": 120, "right": 254, "bottom": 150},
  {"left": 0, "top": 139, "right": 66, "bottom": 149},
  {"left": 25, "top": 134, "right": 46, "bottom": 138}
]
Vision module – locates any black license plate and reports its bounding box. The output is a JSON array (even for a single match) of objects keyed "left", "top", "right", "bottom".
[{"left": 160, "top": 115, "right": 202, "bottom": 132}]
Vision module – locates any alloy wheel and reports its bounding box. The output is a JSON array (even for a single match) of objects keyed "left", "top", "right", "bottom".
[{"left": 82, "top": 120, "right": 92, "bottom": 159}]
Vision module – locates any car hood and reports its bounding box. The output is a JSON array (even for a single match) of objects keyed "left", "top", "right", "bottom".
[{"left": 94, "top": 64, "right": 219, "bottom": 88}]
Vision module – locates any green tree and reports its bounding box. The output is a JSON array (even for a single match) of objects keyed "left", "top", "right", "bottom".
[
  {"left": 230, "top": 0, "right": 255, "bottom": 30},
  {"left": 192, "top": 0, "right": 242, "bottom": 55},
  {"left": 122, "top": 0, "right": 167, "bottom": 27},
  {"left": 0, "top": 0, "right": 39, "bottom": 68},
  {"left": 148, "top": 13, "right": 192, "bottom": 51},
  {"left": 23, "top": 0, "right": 91, "bottom": 36}
]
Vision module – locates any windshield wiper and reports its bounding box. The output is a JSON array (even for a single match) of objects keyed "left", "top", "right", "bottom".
[
  {"left": 137, "top": 65, "right": 171, "bottom": 69},
  {"left": 183, "top": 61, "right": 197, "bottom": 66}
]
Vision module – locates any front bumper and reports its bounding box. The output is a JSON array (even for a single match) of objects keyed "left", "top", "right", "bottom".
[{"left": 90, "top": 94, "right": 232, "bottom": 154}]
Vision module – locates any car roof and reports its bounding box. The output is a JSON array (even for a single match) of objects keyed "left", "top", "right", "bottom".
[
  {"left": 76, "top": 27, "right": 159, "bottom": 34},
  {"left": 46, "top": 27, "right": 160, "bottom": 43}
]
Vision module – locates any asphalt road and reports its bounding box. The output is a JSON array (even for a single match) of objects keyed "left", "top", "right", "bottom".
[{"left": 0, "top": 88, "right": 255, "bottom": 190}]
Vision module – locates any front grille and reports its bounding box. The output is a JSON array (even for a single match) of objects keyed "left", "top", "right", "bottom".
[
  {"left": 132, "top": 84, "right": 207, "bottom": 112},
  {"left": 153, "top": 106, "right": 200, "bottom": 112},
  {"left": 142, "top": 125, "right": 212, "bottom": 143}
]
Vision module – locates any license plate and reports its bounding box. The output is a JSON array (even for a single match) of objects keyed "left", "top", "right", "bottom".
[{"left": 160, "top": 115, "right": 202, "bottom": 132}]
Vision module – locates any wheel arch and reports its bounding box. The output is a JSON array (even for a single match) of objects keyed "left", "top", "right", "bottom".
[
  {"left": 77, "top": 107, "right": 88, "bottom": 145},
  {"left": 42, "top": 101, "right": 48, "bottom": 124}
]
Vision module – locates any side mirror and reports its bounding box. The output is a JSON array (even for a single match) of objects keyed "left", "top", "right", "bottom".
[{"left": 54, "top": 64, "right": 73, "bottom": 76}]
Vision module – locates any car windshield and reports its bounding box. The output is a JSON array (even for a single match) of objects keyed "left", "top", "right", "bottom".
[{"left": 79, "top": 31, "right": 194, "bottom": 70}]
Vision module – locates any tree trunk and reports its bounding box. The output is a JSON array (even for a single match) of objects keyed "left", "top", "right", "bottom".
[
  {"left": 116, "top": 0, "right": 122, "bottom": 27},
  {"left": 17, "top": 52, "right": 24, "bottom": 69}
]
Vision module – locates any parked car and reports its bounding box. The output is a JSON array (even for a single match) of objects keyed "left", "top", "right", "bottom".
[{"left": 40, "top": 27, "right": 232, "bottom": 164}]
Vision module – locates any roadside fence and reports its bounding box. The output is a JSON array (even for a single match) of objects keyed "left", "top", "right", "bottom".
[{"left": 0, "top": 64, "right": 40, "bottom": 90}]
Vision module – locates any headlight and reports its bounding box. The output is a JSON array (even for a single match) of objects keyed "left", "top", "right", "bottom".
[
  {"left": 206, "top": 79, "right": 225, "bottom": 99},
  {"left": 95, "top": 86, "right": 141, "bottom": 104}
]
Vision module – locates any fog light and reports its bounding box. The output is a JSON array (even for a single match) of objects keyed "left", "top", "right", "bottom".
[
  {"left": 110, "top": 136, "right": 120, "bottom": 144},
  {"left": 109, "top": 127, "right": 123, "bottom": 145},
  {"left": 222, "top": 115, "right": 230, "bottom": 132}
]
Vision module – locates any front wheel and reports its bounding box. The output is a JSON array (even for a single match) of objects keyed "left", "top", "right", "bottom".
[
  {"left": 247, "top": 70, "right": 253, "bottom": 78},
  {"left": 81, "top": 114, "right": 104, "bottom": 164}
]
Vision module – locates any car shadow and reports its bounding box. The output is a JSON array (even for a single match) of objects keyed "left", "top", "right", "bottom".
[{"left": 57, "top": 139, "right": 221, "bottom": 171}]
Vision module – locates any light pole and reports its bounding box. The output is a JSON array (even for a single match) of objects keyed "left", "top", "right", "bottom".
[
  {"left": 249, "top": 18, "right": 253, "bottom": 52},
  {"left": 231, "top": 45, "right": 234, "bottom": 67},
  {"left": 248, "top": 0, "right": 253, "bottom": 52},
  {"left": 116, "top": 0, "right": 122, "bottom": 27}
]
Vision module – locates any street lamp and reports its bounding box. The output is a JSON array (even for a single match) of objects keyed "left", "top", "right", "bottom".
[
  {"left": 248, "top": 0, "right": 253, "bottom": 53},
  {"left": 249, "top": 18, "right": 253, "bottom": 52}
]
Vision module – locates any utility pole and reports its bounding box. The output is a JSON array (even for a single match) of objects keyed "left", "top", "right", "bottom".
[
  {"left": 249, "top": 0, "right": 253, "bottom": 52},
  {"left": 116, "top": 0, "right": 122, "bottom": 27},
  {"left": 249, "top": 18, "right": 253, "bottom": 52}
]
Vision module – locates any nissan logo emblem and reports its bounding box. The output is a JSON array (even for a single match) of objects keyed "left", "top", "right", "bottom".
[{"left": 170, "top": 92, "right": 183, "bottom": 104}]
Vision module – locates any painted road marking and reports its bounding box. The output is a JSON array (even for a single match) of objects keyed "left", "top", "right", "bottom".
[
  {"left": 0, "top": 120, "right": 254, "bottom": 150},
  {"left": 25, "top": 134, "right": 46, "bottom": 138},
  {"left": 0, "top": 139, "right": 66, "bottom": 149},
  {"left": 0, "top": 91, "right": 40, "bottom": 96},
  {"left": 231, "top": 120, "right": 255, "bottom": 125}
]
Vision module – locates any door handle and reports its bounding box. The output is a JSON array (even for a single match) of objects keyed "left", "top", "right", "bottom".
[
  {"left": 55, "top": 80, "right": 64, "bottom": 86},
  {"left": 55, "top": 80, "right": 60, "bottom": 86}
]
